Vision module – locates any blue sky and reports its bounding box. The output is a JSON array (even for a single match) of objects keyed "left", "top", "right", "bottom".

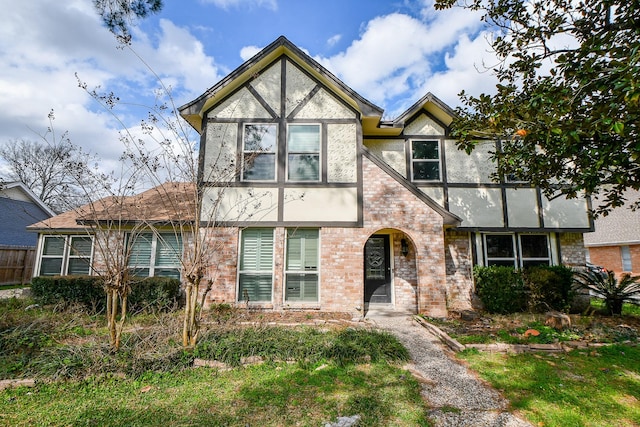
[{"left": 0, "top": 0, "right": 499, "bottom": 173}]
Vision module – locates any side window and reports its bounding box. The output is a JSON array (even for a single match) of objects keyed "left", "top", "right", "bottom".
[
  {"left": 411, "top": 140, "right": 440, "bottom": 181},
  {"left": 242, "top": 124, "right": 277, "bottom": 181},
  {"left": 285, "top": 229, "right": 319, "bottom": 302},
  {"left": 484, "top": 234, "right": 516, "bottom": 267},
  {"left": 238, "top": 228, "right": 274, "bottom": 302},
  {"left": 287, "top": 124, "right": 320, "bottom": 181},
  {"left": 519, "top": 234, "right": 550, "bottom": 267},
  {"left": 621, "top": 246, "right": 632, "bottom": 271},
  {"left": 39, "top": 235, "right": 92, "bottom": 276}
]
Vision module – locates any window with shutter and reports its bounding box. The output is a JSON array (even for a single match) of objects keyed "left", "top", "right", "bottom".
[
  {"left": 128, "top": 232, "right": 182, "bottom": 278},
  {"left": 285, "top": 229, "right": 319, "bottom": 302},
  {"left": 238, "top": 228, "right": 274, "bottom": 302}
]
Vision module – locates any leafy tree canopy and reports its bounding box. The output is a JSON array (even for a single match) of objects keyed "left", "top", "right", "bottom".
[
  {"left": 93, "top": 0, "right": 163, "bottom": 41},
  {"left": 434, "top": 0, "right": 640, "bottom": 215}
]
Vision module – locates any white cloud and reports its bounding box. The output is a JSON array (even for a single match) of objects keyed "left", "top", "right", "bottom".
[
  {"left": 0, "top": 1, "right": 221, "bottom": 174},
  {"left": 240, "top": 45, "right": 263, "bottom": 61},
  {"left": 313, "top": 4, "right": 494, "bottom": 117},
  {"left": 200, "top": 0, "right": 277, "bottom": 11},
  {"left": 327, "top": 34, "right": 342, "bottom": 47}
]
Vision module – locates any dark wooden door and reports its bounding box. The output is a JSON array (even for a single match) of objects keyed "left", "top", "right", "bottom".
[{"left": 364, "top": 235, "right": 391, "bottom": 303}]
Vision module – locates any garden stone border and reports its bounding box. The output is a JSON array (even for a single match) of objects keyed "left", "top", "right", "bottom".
[{"left": 414, "top": 316, "right": 636, "bottom": 354}]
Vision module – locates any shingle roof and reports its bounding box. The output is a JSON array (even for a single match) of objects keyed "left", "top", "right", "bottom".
[
  {"left": 27, "top": 182, "right": 196, "bottom": 231},
  {"left": 584, "top": 189, "right": 640, "bottom": 246}
]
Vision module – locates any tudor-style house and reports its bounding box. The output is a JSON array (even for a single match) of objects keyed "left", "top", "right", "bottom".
[
  {"left": 177, "top": 36, "right": 592, "bottom": 316},
  {"left": 29, "top": 36, "right": 592, "bottom": 317}
]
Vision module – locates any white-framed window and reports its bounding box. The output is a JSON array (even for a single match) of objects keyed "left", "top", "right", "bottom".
[
  {"left": 621, "top": 245, "right": 632, "bottom": 271},
  {"left": 238, "top": 228, "right": 274, "bottom": 302},
  {"left": 242, "top": 123, "right": 277, "bottom": 181},
  {"left": 411, "top": 140, "right": 440, "bottom": 181},
  {"left": 483, "top": 233, "right": 550, "bottom": 268},
  {"left": 128, "top": 232, "right": 182, "bottom": 279},
  {"left": 287, "top": 124, "right": 321, "bottom": 181},
  {"left": 38, "top": 235, "right": 93, "bottom": 276},
  {"left": 285, "top": 229, "right": 319, "bottom": 302}
]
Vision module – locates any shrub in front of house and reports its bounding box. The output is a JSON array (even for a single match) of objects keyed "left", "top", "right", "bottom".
[
  {"left": 128, "top": 276, "right": 183, "bottom": 313},
  {"left": 31, "top": 276, "right": 182, "bottom": 313},
  {"left": 523, "top": 265, "right": 575, "bottom": 313},
  {"left": 473, "top": 265, "right": 527, "bottom": 314},
  {"left": 31, "top": 276, "right": 105, "bottom": 312}
]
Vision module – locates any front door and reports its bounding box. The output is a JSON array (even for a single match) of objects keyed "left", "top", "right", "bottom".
[{"left": 364, "top": 234, "right": 391, "bottom": 303}]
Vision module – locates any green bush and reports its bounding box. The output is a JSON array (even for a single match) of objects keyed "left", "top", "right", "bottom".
[
  {"left": 31, "top": 276, "right": 182, "bottom": 314},
  {"left": 31, "top": 276, "right": 104, "bottom": 312},
  {"left": 523, "top": 265, "right": 575, "bottom": 312},
  {"left": 474, "top": 265, "right": 526, "bottom": 314},
  {"left": 128, "top": 277, "right": 182, "bottom": 313}
]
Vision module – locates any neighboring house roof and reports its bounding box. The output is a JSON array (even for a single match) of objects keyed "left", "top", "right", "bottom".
[
  {"left": 0, "top": 181, "right": 56, "bottom": 216},
  {"left": 584, "top": 189, "right": 640, "bottom": 246},
  {"left": 27, "top": 182, "right": 196, "bottom": 232},
  {"left": 0, "top": 197, "right": 52, "bottom": 246}
]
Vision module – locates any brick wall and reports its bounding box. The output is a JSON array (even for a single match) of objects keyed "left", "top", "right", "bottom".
[
  {"left": 559, "top": 233, "right": 587, "bottom": 267},
  {"left": 200, "top": 155, "right": 450, "bottom": 317},
  {"left": 444, "top": 230, "right": 474, "bottom": 311},
  {"left": 588, "top": 244, "right": 640, "bottom": 275}
]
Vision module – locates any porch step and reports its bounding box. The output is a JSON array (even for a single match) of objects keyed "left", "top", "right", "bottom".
[{"left": 364, "top": 304, "right": 415, "bottom": 320}]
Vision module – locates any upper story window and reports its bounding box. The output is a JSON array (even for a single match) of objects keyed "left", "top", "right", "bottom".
[
  {"left": 39, "top": 235, "right": 92, "bottom": 276},
  {"left": 242, "top": 124, "right": 277, "bottom": 181},
  {"left": 411, "top": 140, "right": 440, "bottom": 181},
  {"left": 483, "top": 233, "right": 550, "bottom": 268},
  {"left": 128, "top": 232, "right": 182, "bottom": 279},
  {"left": 287, "top": 124, "right": 321, "bottom": 182}
]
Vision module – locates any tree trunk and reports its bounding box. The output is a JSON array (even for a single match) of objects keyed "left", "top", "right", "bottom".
[{"left": 608, "top": 298, "right": 623, "bottom": 316}]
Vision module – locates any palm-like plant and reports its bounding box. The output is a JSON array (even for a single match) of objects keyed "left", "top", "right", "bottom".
[{"left": 574, "top": 269, "right": 640, "bottom": 315}]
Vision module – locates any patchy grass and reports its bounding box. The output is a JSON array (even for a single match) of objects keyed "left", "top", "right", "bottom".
[
  {"left": 1, "top": 362, "right": 430, "bottom": 426},
  {"left": 458, "top": 344, "right": 640, "bottom": 426},
  {"left": 0, "top": 298, "right": 430, "bottom": 426}
]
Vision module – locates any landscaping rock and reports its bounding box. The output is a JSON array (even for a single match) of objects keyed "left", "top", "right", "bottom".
[{"left": 458, "top": 309, "right": 480, "bottom": 321}]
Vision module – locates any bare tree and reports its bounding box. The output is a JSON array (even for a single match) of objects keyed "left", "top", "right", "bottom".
[{"left": 0, "top": 111, "right": 99, "bottom": 212}]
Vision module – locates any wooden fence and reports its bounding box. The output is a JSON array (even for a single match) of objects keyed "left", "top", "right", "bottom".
[{"left": 0, "top": 246, "right": 35, "bottom": 285}]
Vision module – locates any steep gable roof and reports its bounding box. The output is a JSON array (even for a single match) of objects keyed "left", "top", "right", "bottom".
[{"left": 179, "top": 36, "right": 383, "bottom": 133}]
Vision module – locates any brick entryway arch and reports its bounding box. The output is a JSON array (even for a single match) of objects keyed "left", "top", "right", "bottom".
[{"left": 363, "top": 229, "right": 419, "bottom": 315}]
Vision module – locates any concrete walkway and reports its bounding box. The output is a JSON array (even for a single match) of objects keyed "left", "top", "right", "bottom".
[{"left": 364, "top": 308, "right": 533, "bottom": 427}]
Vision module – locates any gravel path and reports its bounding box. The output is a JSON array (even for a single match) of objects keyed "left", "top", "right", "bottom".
[{"left": 366, "top": 312, "right": 533, "bottom": 427}]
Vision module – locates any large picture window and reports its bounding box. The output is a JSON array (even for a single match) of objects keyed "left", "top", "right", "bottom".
[
  {"left": 39, "top": 235, "right": 92, "bottom": 276},
  {"left": 287, "top": 124, "right": 320, "bottom": 181},
  {"left": 242, "top": 124, "right": 277, "bottom": 181},
  {"left": 483, "top": 233, "right": 550, "bottom": 268},
  {"left": 285, "top": 229, "right": 319, "bottom": 302},
  {"left": 411, "top": 140, "right": 440, "bottom": 181},
  {"left": 238, "top": 228, "right": 274, "bottom": 302},
  {"left": 128, "top": 232, "right": 182, "bottom": 279}
]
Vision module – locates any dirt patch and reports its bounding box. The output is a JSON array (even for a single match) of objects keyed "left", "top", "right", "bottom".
[{"left": 428, "top": 311, "right": 640, "bottom": 345}]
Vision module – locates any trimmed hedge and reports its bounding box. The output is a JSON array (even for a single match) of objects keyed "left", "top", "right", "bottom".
[
  {"left": 31, "top": 276, "right": 182, "bottom": 313},
  {"left": 474, "top": 265, "right": 527, "bottom": 314},
  {"left": 474, "top": 265, "right": 576, "bottom": 314}
]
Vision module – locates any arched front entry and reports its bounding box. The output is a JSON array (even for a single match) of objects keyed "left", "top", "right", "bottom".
[
  {"left": 363, "top": 230, "right": 418, "bottom": 313},
  {"left": 364, "top": 234, "right": 391, "bottom": 303}
]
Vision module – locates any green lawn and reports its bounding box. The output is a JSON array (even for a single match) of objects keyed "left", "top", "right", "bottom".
[
  {"left": 1, "top": 362, "right": 430, "bottom": 427},
  {"left": 458, "top": 344, "right": 640, "bottom": 426}
]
